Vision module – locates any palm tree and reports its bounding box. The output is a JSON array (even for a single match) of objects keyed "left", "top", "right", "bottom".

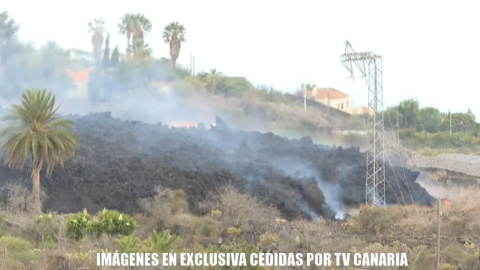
[
  {"left": 0, "top": 89, "right": 79, "bottom": 213},
  {"left": 118, "top": 14, "right": 135, "bottom": 56},
  {"left": 131, "top": 14, "right": 152, "bottom": 43},
  {"left": 118, "top": 14, "right": 152, "bottom": 58},
  {"left": 88, "top": 18, "right": 106, "bottom": 67},
  {"left": 163, "top": 22, "right": 186, "bottom": 68}
]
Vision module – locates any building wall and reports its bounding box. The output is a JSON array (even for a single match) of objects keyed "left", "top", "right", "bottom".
[
  {"left": 315, "top": 97, "right": 350, "bottom": 111},
  {"left": 345, "top": 106, "right": 373, "bottom": 115}
]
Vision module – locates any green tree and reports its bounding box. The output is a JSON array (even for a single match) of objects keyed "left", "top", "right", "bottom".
[
  {"left": 219, "top": 76, "right": 255, "bottom": 97},
  {"left": 119, "top": 14, "right": 152, "bottom": 59},
  {"left": 118, "top": 14, "right": 135, "bottom": 56},
  {"left": 163, "top": 22, "right": 186, "bottom": 68},
  {"left": 0, "top": 11, "right": 20, "bottom": 72},
  {"left": 467, "top": 108, "right": 475, "bottom": 121},
  {"left": 0, "top": 89, "right": 79, "bottom": 212},
  {"left": 417, "top": 107, "right": 442, "bottom": 133},
  {"left": 88, "top": 18, "right": 105, "bottom": 68},
  {"left": 398, "top": 99, "right": 419, "bottom": 128},
  {"left": 197, "top": 69, "right": 224, "bottom": 94},
  {"left": 0, "top": 42, "right": 72, "bottom": 100},
  {"left": 102, "top": 34, "right": 110, "bottom": 69},
  {"left": 111, "top": 46, "right": 119, "bottom": 67},
  {"left": 452, "top": 112, "right": 476, "bottom": 134},
  {"left": 131, "top": 14, "right": 152, "bottom": 59}
]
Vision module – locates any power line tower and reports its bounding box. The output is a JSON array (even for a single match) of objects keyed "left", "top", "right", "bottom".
[{"left": 340, "top": 41, "right": 386, "bottom": 207}]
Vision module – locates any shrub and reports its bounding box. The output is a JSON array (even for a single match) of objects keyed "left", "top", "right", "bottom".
[
  {"left": 258, "top": 233, "right": 277, "bottom": 249},
  {"left": 168, "top": 190, "right": 189, "bottom": 214},
  {"left": 142, "top": 230, "right": 177, "bottom": 253},
  {"left": 85, "top": 218, "right": 103, "bottom": 238},
  {"left": 66, "top": 209, "right": 137, "bottom": 240},
  {"left": 138, "top": 187, "right": 175, "bottom": 232},
  {"left": 94, "top": 209, "right": 138, "bottom": 237},
  {"left": 115, "top": 235, "right": 143, "bottom": 253},
  {"left": 227, "top": 227, "right": 242, "bottom": 237},
  {"left": 202, "top": 186, "right": 278, "bottom": 242},
  {"left": 65, "top": 209, "right": 92, "bottom": 240},
  {"left": 25, "top": 212, "right": 59, "bottom": 247},
  {"left": 0, "top": 235, "right": 32, "bottom": 251},
  {"left": 349, "top": 206, "right": 403, "bottom": 234},
  {"left": 419, "top": 147, "right": 438, "bottom": 156},
  {"left": 210, "top": 209, "right": 222, "bottom": 219},
  {"left": 0, "top": 235, "right": 41, "bottom": 266},
  {"left": 0, "top": 182, "right": 36, "bottom": 214},
  {"left": 441, "top": 263, "right": 456, "bottom": 270},
  {"left": 192, "top": 217, "right": 215, "bottom": 237}
]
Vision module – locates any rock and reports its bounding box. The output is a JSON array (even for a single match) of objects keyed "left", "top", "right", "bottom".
[{"left": 215, "top": 115, "right": 229, "bottom": 130}]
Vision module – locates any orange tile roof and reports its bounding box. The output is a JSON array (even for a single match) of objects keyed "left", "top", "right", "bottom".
[
  {"left": 312, "top": 88, "right": 349, "bottom": 100},
  {"left": 66, "top": 67, "right": 95, "bottom": 83}
]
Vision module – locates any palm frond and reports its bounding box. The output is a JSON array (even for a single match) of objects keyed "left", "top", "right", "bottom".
[{"left": 0, "top": 89, "right": 79, "bottom": 177}]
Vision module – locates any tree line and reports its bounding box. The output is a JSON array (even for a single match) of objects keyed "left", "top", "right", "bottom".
[
  {"left": 384, "top": 99, "right": 479, "bottom": 135},
  {"left": 0, "top": 10, "right": 255, "bottom": 101},
  {"left": 88, "top": 14, "right": 185, "bottom": 68}
]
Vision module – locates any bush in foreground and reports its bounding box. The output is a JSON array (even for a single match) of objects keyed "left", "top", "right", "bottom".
[{"left": 65, "top": 209, "right": 137, "bottom": 240}]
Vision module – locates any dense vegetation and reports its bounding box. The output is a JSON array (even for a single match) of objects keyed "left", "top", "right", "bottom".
[
  {"left": 1, "top": 186, "right": 480, "bottom": 269},
  {"left": 383, "top": 99, "right": 480, "bottom": 154}
]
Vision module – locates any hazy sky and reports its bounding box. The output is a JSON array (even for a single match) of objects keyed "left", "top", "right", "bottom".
[{"left": 3, "top": 0, "right": 480, "bottom": 116}]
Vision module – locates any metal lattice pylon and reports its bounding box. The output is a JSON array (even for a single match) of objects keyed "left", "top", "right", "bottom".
[{"left": 340, "top": 41, "right": 386, "bottom": 207}]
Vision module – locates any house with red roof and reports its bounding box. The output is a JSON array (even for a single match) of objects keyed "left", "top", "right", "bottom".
[
  {"left": 309, "top": 87, "right": 350, "bottom": 111},
  {"left": 305, "top": 87, "right": 371, "bottom": 115}
]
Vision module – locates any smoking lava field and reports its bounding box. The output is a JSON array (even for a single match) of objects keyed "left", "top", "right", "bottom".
[{"left": 0, "top": 112, "right": 434, "bottom": 219}]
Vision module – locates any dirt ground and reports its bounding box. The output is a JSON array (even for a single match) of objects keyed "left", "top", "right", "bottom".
[{"left": 411, "top": 153, "right": 480, "bottom": 177}]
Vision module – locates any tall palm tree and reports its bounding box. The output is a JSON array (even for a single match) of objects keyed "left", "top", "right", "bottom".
[
  {"left": 0, "top": 89, "right": 79, "bottom": 213},
  {"left": 88, "top": 18, "right": 106, "bottom": 67},
  {"left": 163, "top": 22, "right": 186, "bottom": 69},
  {"left": 131, "top": 14, "right": 152, "bottom": 44},
  {"left": 118, "top": 14, "right": 135, "bottom": 56},
  {"left": 118, "top": 14, "right": 152, "bottom": 58}
]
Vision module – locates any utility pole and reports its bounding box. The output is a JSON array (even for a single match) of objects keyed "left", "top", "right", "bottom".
[
  {"left": 303, "top": 78, "right": 307, "bottom": 111},
  {"left": 396, "top": 109, "right": 399, "bottom": 144},
  {"left": 437, "top": 197, "right": 441, "bottom": 270},
  {"left": 190, "top": 53, "right": 193, "bottom": 75},
  {"left": 449, "top": 110, "right": 452, "bottom": 135},
  {"left": 327, "top": 88, "right": 330, "bottom": 117},
  {"left": 193, "top": 56, "right": 195, "bottom": 76}
]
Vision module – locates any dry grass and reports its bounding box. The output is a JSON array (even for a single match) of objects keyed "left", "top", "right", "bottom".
[
  {"left": 200, "top": 186, "right": 280, "bottom": 243},
  {"left": 2, "top": 182, "right": 480, "bottom": 269}
]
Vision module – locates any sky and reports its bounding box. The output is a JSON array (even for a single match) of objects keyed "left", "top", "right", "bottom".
[{"left": 3, "top": 0, "right": 480, "bottom": 116}]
